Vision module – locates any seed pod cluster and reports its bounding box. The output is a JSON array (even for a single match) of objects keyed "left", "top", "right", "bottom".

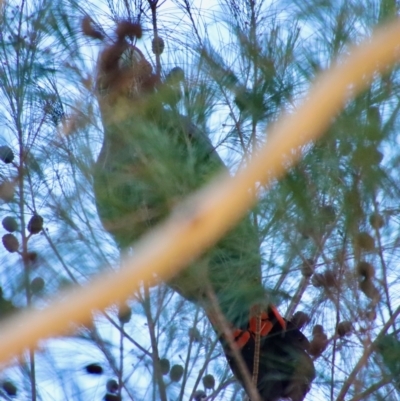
[
  {"left": 0, "top": 146, "right": 14, "bottom": 164},
  {"left": 369, "top": 213, "right": 384, "bottom": 229},
  {"left": 364, "top": 307, "right": 377, "bottom": 321},
  {"left": 27, "top": 214, "right": 43, "bottom": 234},
  {"left": 152, "top": 36, "right": 165, "bottom": 55},
  {"left": 320, "top": 205, "right": 336, "bottom": 226},
  {"left": 170, "top": 364, "right": 184, "bottom": 382},
  {"left": 2, "top": 381, "right": 17, "bottom": 397},
  {"left": 31, "top": 277, "right": 45, "bottom": 293},
  {"left": 23, "top": 251, "right": 38, "bottom": 264},
  {"left": 160, "top": 358, "right": 170, "bottom": 375},
  {"left": 309, "top": 324, "right": 328, "bottom": 357},
  {"left": 2, "top": 233, "right": 19, "bottom": 253},
  {"left": 106, "top": 379, "right": 118, "bottom": 393},
  {"left": 360, "top": 279, "right": 380, "bottom": 302},
  {"left": 356, "top": 261, "right": 375, "bottom": 280},
  {"left": 85, "top": 363, "right": 103, "bottom": 375},
  {"left": 202, "top": 374, "right": 215, "bottom": 389},
  {"left": 355, "top": 232, "right": 375, "bottom": 251},
  {"left": 0, "top": 180, "right": 15, "bottom": 202},
  {"left": 118, "top": 303, "right": 132, "bottom": 324},
  {"left": 337, "top": 321, "right": 353, "bottom": 337},
  {"left": 2, "top": 216, "right": 18, "bottom": 232},
  {"left": 301, "top": 259, "right": 314, "bottom": 277},
  {"left": 188, "top": 326, "right": 201, "bottom": 342},
  {"left": 356, "top": 261, "right": 380, "bottom": 301},
  {"left": 291, "top": 311, "right": 311, "bottom": 330}
]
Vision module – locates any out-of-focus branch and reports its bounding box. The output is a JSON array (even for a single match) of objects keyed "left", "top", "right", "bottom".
[{"left": 0, "top": 19, "right": 399, "bottom": 364}]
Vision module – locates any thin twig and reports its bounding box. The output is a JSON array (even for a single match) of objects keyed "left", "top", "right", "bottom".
[
  {"left": 178, "top": 307, "right": 201, "bottom": 401},
  {"left": 252, "top": 308, "right": 261, "bottom": 387},
  {"left": 149, "top": 0, "right": 161, "bottom": 77},
  {"left": 118, "top": 323, "right": 124, "bottom": 399},
  {"left": 103, "top": 311, "right": 152, "bottom": 356},
  {"left": 142, "top": 285, "right": 168, "bottom": 401}
]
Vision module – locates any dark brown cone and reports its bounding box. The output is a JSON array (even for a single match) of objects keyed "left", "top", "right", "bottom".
[
  {"left": 27, "top": 214, "right": 43, "bottom": 234},
  {"left": 356, "top": 261, "right": 375, "bottom": 280},
  {"left": 301, "top": 259, "right": 314, "bottom": 277},
  {"left": 369, "top": 213, "right": 384, "bottom": 229},
  {"left": 309, "top": 332, "right": 328, "bottom": 357},
  {"left": 292, "top": 311, "right": 311, "bottom": 330},
  {"left": 2, "top": 216, "right": 18, "bottom": 232},
  {"left": 170, "top": 365, "right": 184, "bottom": 382},
  {"left": 202, "top": 374, "right": 215, "bottom": 389},
  {"left": 152, "top": 37, "right": 165, "bottom": 55},
  {"left": 2, "top": 234, "right": 19, "bottom": 253},
  {"left": 0, "top": 146, "right": 14, "bottom": 164},
  {"left": 337, "top": 321, "right": 352, "bottom": 337}
]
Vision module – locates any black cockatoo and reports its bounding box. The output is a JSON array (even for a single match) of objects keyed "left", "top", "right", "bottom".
[
  {"left": 87, "top": 18, "right": 315, "bottom": 401},
  {"left": 225, "top": 306, "right": 315, "bottom": 401}
]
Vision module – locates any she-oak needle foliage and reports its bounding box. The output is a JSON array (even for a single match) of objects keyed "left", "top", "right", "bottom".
[{"left": 0, "top": 0, "right": 399, "bottom": 401}]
